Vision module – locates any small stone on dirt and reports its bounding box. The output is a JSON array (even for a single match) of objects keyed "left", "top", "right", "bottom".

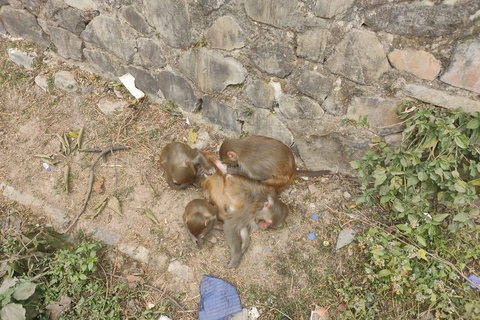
[
  {"left": 335, "top": 228, "right": 357, "bottom": 250},
  {"left": 8, "top": 48, "right": 35, "bottom": 70},
  {"left": 34, "top": 75, "right": 48, "bottom": 91},
  {"left": 54, "top": 71, "right": 78, "bottom": 92},
  {"left": 97, "top": 97, "right": 128, "bottom": 115}
]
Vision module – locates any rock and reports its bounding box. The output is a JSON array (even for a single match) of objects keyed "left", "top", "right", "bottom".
[
  {"left": 199, "top": 0, "right": 225, "bottom": 10},
  {"left": 322, "top": 94, "right": 347, "bottom": 117},
  {"left": 54, "top": 6, "right": 86, "bottom": 36},
  {"left": 54, "top": 71, "right": 78, "bottom": 92},
  {"left": 7, "top": 48, "right": 35, "bottom": 70},
  {"left": 0, "top": 6, "right": 49, "bottom": 45},
  {"left": 346, "top": 97, "right": 403, "bottom": 135},
  {"left": 50, "top": 27, "right": 83, "bottom": 61},
  {"left": 403, "top": 84, "right": 480, "bottom": 114},
  {"left": 21, "top": 0, "right": 43, "bottom": 15},
  {"left": 326, "top": 29, "right": 389, "bottom": 85},
  {"left": 157, "top": 71, "right": 198, "bottom": 112},
  {"left": 277, "top": 95, "right": 325, "bottom": 119},
  {"left": 205, "top": 16, "right": 244, "bottom": 51},
  {"left": 34, "top": 74, "right": 48, "bottom": 90},
  {"left": 385, "top": 133, "right": 403, "bottom": 147},
  {"left": 314, "top": 0, "right": 355, "bottom": 18},
  {"left": 167, "top": 260, "right": 192, "bottom": 280},
  {"left": 364, "top": 2, "right": 476, "bottom": 38},
  {"left": 244, "top": 0, "right": 303, "bottom": 28},
  {"left": 97, "top": 97, "right": 128, "bottom": 116},
  {"left": 1, "top": 184, "right": 43, "bottom": 207},
  {"left": 179, "top": 48, "right": 247, "bottom": 94},
  {"left": 80, "top": 15, "right": 135, "bottom": 63},
  {"left": 388, "top": 50, "right": 440, "bottom": 81},
  {"left": 136, "top": 38, "right": 166, "bottom": 69},
  {"left": 144, "top": 0, "right": 191, "bottom": 48},
  {"left": 0, "top": 20, "right": 6, "bottom": 35},
  {"left": 335, "top": 228, "right": 356, "bottom": 250},
  {"left": 83, "top": 49, "right": 120, "bottom": 80},
  {"left": 118, "top": 243, "right": 149, "bottom": 264},
  {"left": 297, "top": 69, "right": 334, "bottom": 103},
  {"left": 250, "top": 43, "right": 296, "bottom": 78},
  {"left": 241, "top": 108, "right": 293, "bottom": 146},
  {"left": 122, "top": 65, "right": 158, "bottom": 98},
  {"left": 297, "top": 28, "right": 330, "bottom": 63},
  {"left": 202, "top": 96, "right": 241, "bottom": 134},
  {"left": 440, "top": 37, "right": 480, "bottom": 94},
  {"left": 63, "top": 0, "right": 97, "bottom": 11},
  {"left": 44, "top": 205, "right": 70, "bottom": 226},
  {"left": 120, "top": 6, "right": 151, "bottom": 35},
  {"left": 242, "top": 79, "right": 274, "bottom": 109}
]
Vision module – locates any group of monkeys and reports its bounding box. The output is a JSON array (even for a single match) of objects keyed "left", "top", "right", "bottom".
[{"left": 159, "top": 135, "right": 330, "bottom": 269}]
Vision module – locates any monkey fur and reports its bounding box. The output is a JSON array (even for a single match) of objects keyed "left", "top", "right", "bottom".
[{"left": 183, "top": 199, "right": 218, "bottom": 247}]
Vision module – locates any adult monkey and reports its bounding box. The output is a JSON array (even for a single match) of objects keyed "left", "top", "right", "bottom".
[
  {"left": 159, "top": 142, "right": 215, "bottom": 190},
  {"left": 183, "top": 199, "right": 218, "bottom": 247},
  {"left": 219, "top": 136, "right": 331, "bottom": 191}
]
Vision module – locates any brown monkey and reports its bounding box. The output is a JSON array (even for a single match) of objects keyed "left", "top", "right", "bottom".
[
  {"left": 224, "top": 194, "right": 289, "bottom": 269},
  {"left": 219, "top": 135, "right": 331, "bottom": 191},
  {"left": 183, "top": 199, "right": 218, "bottom": 247},
  {"left": 159, "top": 142, "right": 215, "bottom": 190}
]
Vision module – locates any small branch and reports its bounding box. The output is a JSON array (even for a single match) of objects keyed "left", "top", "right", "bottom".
[
  {"left": 0, "top": 253, "right": 37, "bottom": 263},
  {"left": 64, "top": 146, "right": 128, "bottom": 233}
]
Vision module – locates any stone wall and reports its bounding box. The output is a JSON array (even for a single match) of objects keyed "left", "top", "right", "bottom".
[{"left": 1, "top": 0, "right": 479, "bottom": 173}]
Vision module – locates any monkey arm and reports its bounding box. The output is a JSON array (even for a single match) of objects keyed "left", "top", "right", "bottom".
[{"left": 224, "top": 217, "right": 244, "bottom": 269}]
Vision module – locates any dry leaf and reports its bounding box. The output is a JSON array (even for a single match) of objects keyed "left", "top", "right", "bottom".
[
  {"left": 171, "top": 232, "right": 179, "bottom": 242},
  {"left": 46, "top": 296, "right": 72, "bottom": 320},
  {"left": 126, "top": 275, "right": 143, "bottom": 283},
  {"left": 93, "top": 176, "right": 105, "bottom": 194},
  {"left": 108, "top": 197, "right": 123, "bottom": 216},
  {"left": 188, "top": 128, "right": 198, "bottom": 143}
]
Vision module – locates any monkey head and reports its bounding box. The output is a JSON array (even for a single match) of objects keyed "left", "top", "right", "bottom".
[
  {"left": 219, "top": 141, "right": 239, "bottom": 166},
  {"left": 171, "top": 160, "right": 196, "bottom": 184}
]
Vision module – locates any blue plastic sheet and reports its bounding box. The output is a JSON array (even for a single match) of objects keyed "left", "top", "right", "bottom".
[{"left": 198, "top": 275, "right": 242, "bottom": 320}]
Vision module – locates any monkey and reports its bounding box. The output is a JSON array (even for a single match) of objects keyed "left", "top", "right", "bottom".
[
  {"left": 224, "top": 193, "right": 289, "bottom": 269},
  {"left": 219, "top": 135, "right": 331, "bottom": 191},
  {"left": 183, "top": 199, "right": 218, "bottom": 247},
  {"left": 159, "top": 142, "right": 215, "bottom": 190}
]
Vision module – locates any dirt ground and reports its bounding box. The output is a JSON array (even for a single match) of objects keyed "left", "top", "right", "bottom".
[{"left": 0, "top": 39, "right": 362, "bottom": 319}]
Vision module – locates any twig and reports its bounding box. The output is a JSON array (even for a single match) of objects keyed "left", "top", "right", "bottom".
[
  {"left": 104, "top": 272, "right": 185, "bottom": 312},
  {"left": 64, "top": 146, "right": 128, "bottom": 233},
  {"left": 0, "top": 253, "right": 37, "bottom": 263}
]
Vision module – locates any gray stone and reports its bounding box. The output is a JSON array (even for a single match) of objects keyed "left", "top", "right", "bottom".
[
  {"left": 179, "top": 48, "right": 246, "bottom": 94},
  {"left": 64, "top": 0, "right": 97, "bottom": 11},
  {"left": 278, "top": 95, "right": 325, "bottom": 119},
  {"left": 54, "top": 7, "right": 85, "bottom": 36},
  {"left": 385, "top": 133, "right": 403, "bottom": 147},
  {"left": 297, "top": 69, "right": 334, "bottom": 103},
  {"left": 296, "top": 133, "right": 370, "bottom": 173},
  {"left": 241, "top": 108, "right": 293, "bottom": 146},
  {"left": 0, "top": 6, "right": 49, "bottom": 45},
  {"left": 202, "top": 96, "right": 240, "bottom": 134},
  {"left": 80, "top": 15, "right": 135, "bottom": 63},
  {"left": 118, "top": 243, "right": 149, "bottom": 263},
  {"left": 122, "top": 65, "right": 158, "bottom": 98},
  {"left": 120, "top": 6, "right": 151, "bottom": 35},
  {"left": 97, "top": 97, "right": 128, "bottom": 115},
  {"left": 323, "top": 94, "right": 347, "bottom": 117},
  {"left": 21, "top": 0, "right": 44, "bottom": 15},
  {"left": 314, "top": 0, "right": 355, "bottom": 18},
  {"left": 440, "top": 37, "right": 480, "bottom": 94},
  {"left": 157, "top": 71, "right": 197, "bottom": 112},
  {"left": 44, "top": 205, "right": 70, "bottom": 226},
  {"left": 297, "top": 28, "right": 330, "bottom": 63},
  {"left": 167, "top": 260, "right": 192, "bottom": 280},
  {"left": 137, "top": 38, "right": 165, "bottom": 69},
  {"left": 388, "top": 50, "right": 440, "bottom": 81},
  {"left": 335, "top": 228, "right": 356, "bottom": 250},
  {"left": 7, "top": 48, "right": 35, "bottom": 70},
  {"left": 50, "top": 27, "right": 83, "bottom": 61},
  {"left": 244, "top": 0, "right": 302, "bottom": 28},
  {"left": 1, "top": 184, "right": 44, "bottom": 207},
  {"left": 94, "top": 225, "right": 119, "bottom": 245},
  {"left": 205, "top": 16, "right": 244, "bottom": 51},
  {"left": 347, "top": 97, "right": 403, "bottom": 135},
  {"left": 403, "top": 84, "right": 480, "bottom": 114},
  {"left": 54, "top": 71, "right": 78, "bottom": 92},
  {"left": 4, "top": 0, "right": 21, "bottom": 8},
  {"left": 242, "top": 79, "right": 274, "bottom": 109},
  {"left": 34, "top": 74, "right": 48, "bottom": 90},
  {"left": 144, "top": 0, "right": 191, "bottom": 48},
  {"left": 326, "top": 29, "right": 389, "bottom": 85},
  {"left": 0, "top": 20, "right": 5, "bottom": 35},
  {"left": 83, "top": 49, "right": 119, "bottom": 80},
  {"left": 199, "top": 0, "right": 225, "bottom": 10},
  {"left": 250, "top": 43, "right": 295, "bottom": 78},
  {"left": 364, "top": 3, "right": 475, "bottom": 38}
]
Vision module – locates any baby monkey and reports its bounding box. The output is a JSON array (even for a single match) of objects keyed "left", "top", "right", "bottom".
[
  {"left": 160, "top": 142, "right": 215, "bottom": 190},
  {"left": 183, "top": 199, "right": 218, "bottom": 247}
]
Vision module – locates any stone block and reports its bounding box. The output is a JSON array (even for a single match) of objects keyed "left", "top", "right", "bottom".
[
  {"left": 202, "top": 96, "right": 241, "bottom": 134},
  {"left": 0, "top": 6, "right": 49, "bottom": 45},
  {"left": 250, "top": 43, "right": 295, "bottom": 78},
  {"left": 205, "top": 16, "right": 244, "bottom": 51},
  {"left": 50, "top": 27, "right": 83, "bottom": 61},
  {"left": 297, "top": 69, "right": 334, "bottom": 103},
  {"left": 388, "top": 50, "right": 440, "bottom": 81},
  {"left": 242, "top": 79, "right": 274, "bottom": 109},
  {"left": 241, "top": 108, "right": 293, "bottom": 146},
  {"left": 157, "top": 71, "right": 198, "bottom": 112}
]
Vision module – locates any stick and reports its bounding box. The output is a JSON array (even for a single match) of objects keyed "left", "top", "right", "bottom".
[{"left": 64, "top": 146, "right": 128, "bottom": 233}]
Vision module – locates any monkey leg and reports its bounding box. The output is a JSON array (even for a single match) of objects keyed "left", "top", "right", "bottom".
[{"left": 224, "top": 219, "right": 244, "bottom": 269}]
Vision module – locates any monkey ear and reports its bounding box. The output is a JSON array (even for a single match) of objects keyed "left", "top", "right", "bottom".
[
  {"left": 227, "top": 150, "right": 237, "bottom": 160},
  {"left": 263, "top": 201, "right": 270, "bottom": 209},
  {"left": 204, "top": 220, "right": 209, "bottom": 227},
  {"left": 183, "top": 160, "right": 189, "bottom": 168}
]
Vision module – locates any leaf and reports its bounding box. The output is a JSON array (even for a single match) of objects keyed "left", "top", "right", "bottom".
[
  {"left": 469, "top": 178, "right": 480, "bottom": 186},
  {"left": 0, "top": 303, "right": 26, "bottom": 320},
  {"left": 350, "top": 160, "right": 361, "bottom": 169},
  {"left": 108, "top": 197, "right": 123, "bottom": 216},
  {"left": 419, "top": 249, "right": 428, "bottom": 261},
  {"left": 454, "top": 134, "right": 469, "bottom": 149},
  {"left": 12, "top": 281, "right": 36, "bottom": 300},
  {"left": 396, "top": 224, "right": 411, "bottom": 233},
  {"left": 188, "top": 129, "right": 198, "bottom": 143},
  {"left": 46, "top": 296, "right": 72, "bottom": 320},
  {"left": 432, "top": 214, "right": 449, "bottom": 222},
  {"left": 467, "top": 118, "right": 480, "bottom": 129},
  {"left": 454, "top": 180, "right": 469, "bottom": 193},
  {"left": 142, "top": 206, "right": 159, "bottom": 225},
  {"left": 417, "top": 171, "right": 428, "bottom": 181},
  {"left": 453, "top": 212, "right": 470, "bottom": 223},
  {"left": 0, "top": 277, "right": 18, "bottom": 295},
  {"left": 416, "top": 235, "right": 427, "bottom": 247},
  {"left": 420, "top": 134, "right": 438, "bottom": 149},
  {"left": 68, "top": 131, "right": 79, "bottom": 138},
  {"left": 378, "top": 269, "right": 391, "bottom": 277},
  {"left": 392, "top": 200, "right": 405, "bottom": 213},
  {"left": 374, "top": 172, "right": 387, "bottom": 188},
  {"left": 370, "top": 249, "right": 384, "bottom": 256}
]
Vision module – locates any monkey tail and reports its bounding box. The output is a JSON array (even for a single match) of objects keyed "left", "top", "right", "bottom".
[{"left": 294, "top": 169, "right": 331, "bottom": 178}]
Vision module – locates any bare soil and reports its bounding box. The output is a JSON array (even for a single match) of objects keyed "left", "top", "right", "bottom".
[{"left": 0, "top": 39, "right": 362, "bottom": 319}]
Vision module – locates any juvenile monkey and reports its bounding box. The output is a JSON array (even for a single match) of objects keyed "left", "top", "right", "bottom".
[
  {"left": 159, "top": 142, "right": 215, "bottom": 190},
  {"left": 219, "top": 135, "right": 331, "bottom": 191},
  {"left": 183, "top": 199, "right": 218, "bottom": 247},
  {"left": 224, "top": 194, "right": 289, "bottom": 269}
]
